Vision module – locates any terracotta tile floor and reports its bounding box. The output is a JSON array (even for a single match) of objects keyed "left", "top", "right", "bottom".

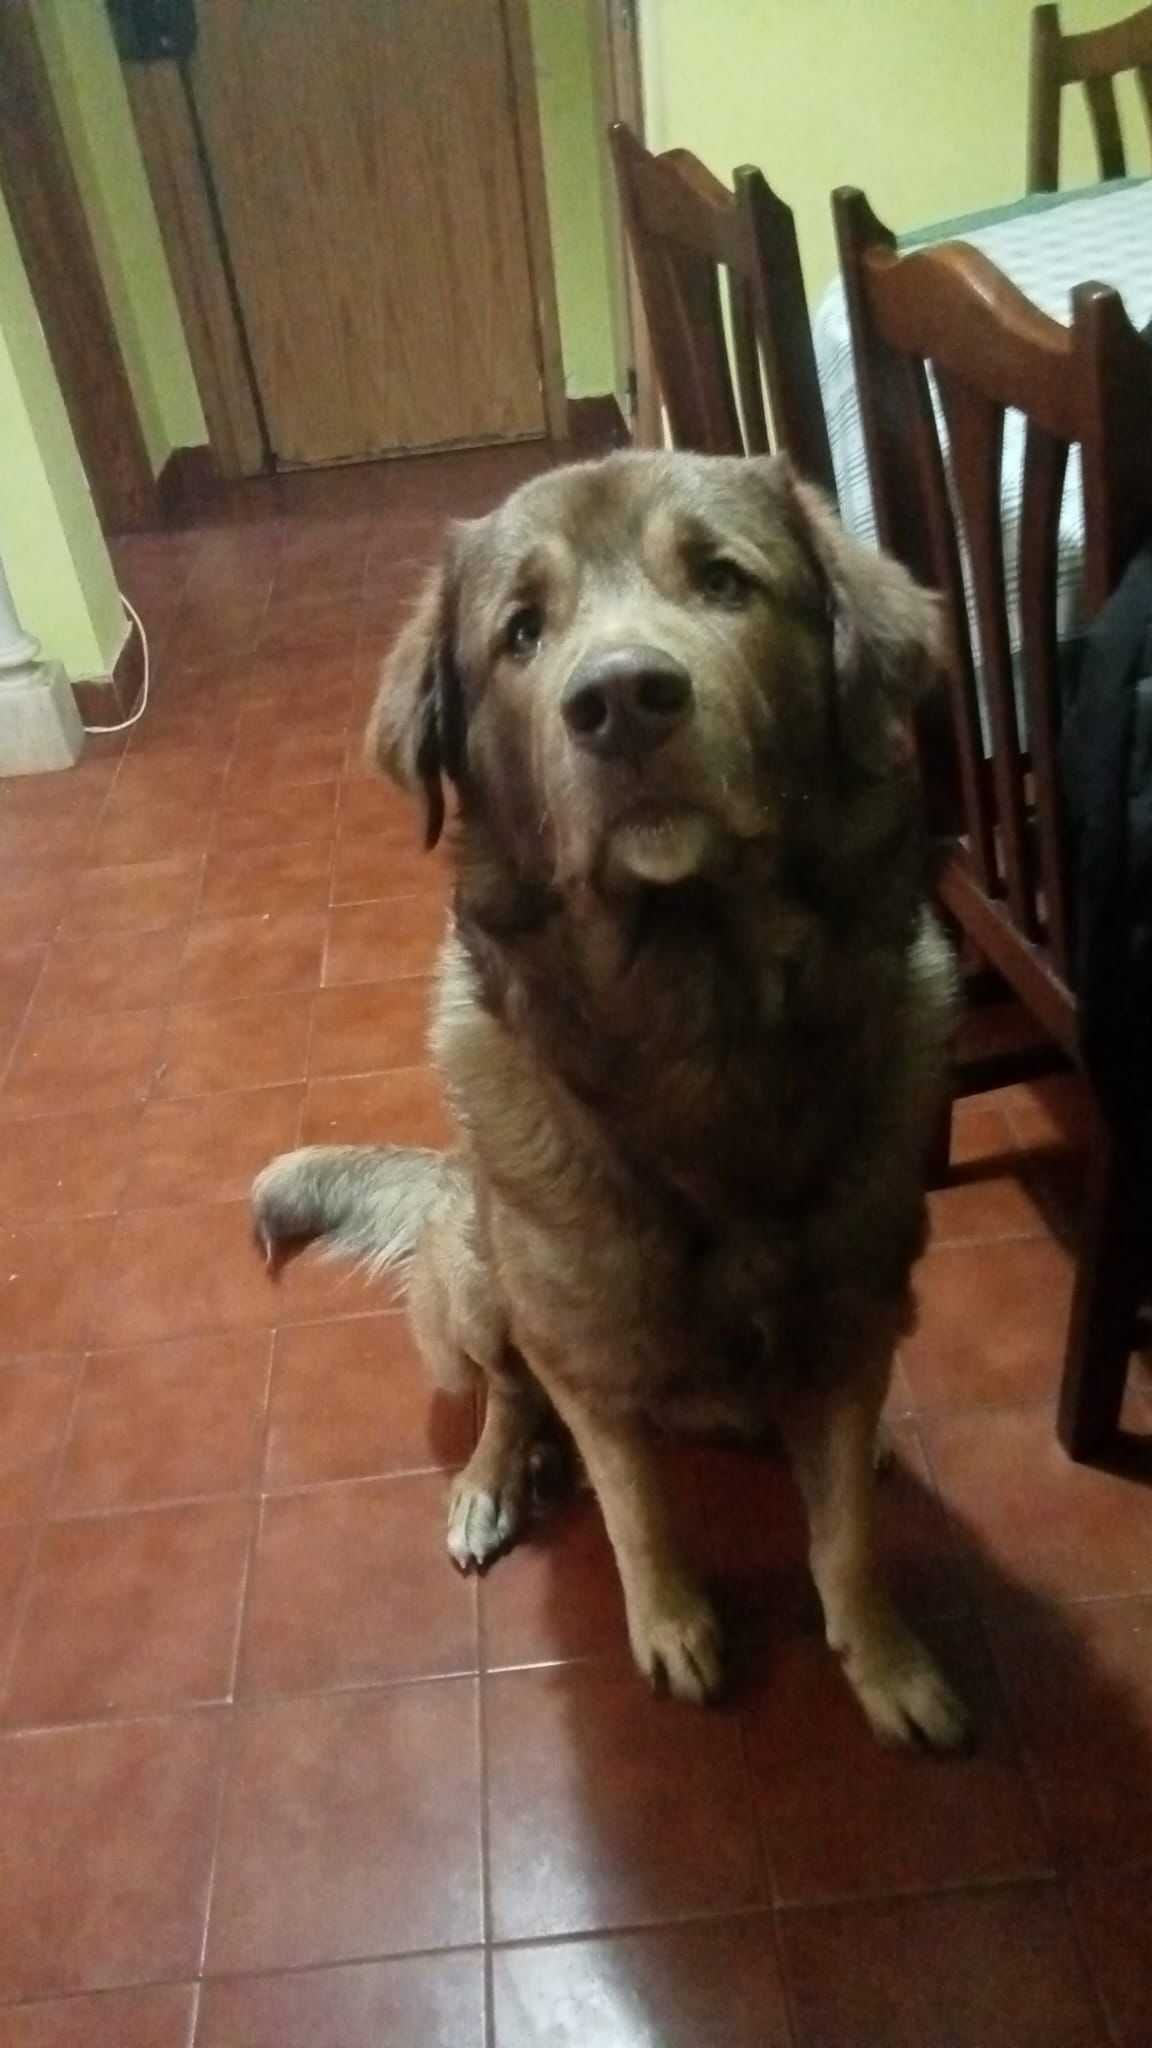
[{"left": 0, "top": 445, "right": 1150, "bottom": 2044}]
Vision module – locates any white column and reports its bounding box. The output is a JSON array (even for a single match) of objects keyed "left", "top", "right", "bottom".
[
  {"left": 0, "top": 546, "right": 84, "bottom": 774},
  {"left": 0, "top": 552, "right": 44, "bottom": 679}
]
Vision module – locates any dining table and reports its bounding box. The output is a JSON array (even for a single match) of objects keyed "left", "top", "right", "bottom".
[{"left": 813, "top": 176, "right": 1152, "bottom": 648}]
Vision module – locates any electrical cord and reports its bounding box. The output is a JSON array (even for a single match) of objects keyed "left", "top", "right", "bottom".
[{"left": 82, "top": 591, "right": 150, "bottom": 735}]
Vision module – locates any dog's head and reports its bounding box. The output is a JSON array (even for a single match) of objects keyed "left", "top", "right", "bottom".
[{"left": 369, "top": 452, "right": 939, "bottom": 895}]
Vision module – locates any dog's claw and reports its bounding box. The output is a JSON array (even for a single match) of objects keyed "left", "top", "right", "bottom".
[
  {"left": 845, "top": 1637, "right": 974, "bottom": 1752},
  {"left": 446, "top": 1478, "right": 526, "bottom": 1573},
  {"left": 631, "top": 1595, "right": 725, "bottom": 1705}
]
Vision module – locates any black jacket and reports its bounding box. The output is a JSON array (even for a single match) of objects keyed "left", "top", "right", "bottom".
[{"left": 1061, "top": 544, "right": 1152, "bottom": 1149}]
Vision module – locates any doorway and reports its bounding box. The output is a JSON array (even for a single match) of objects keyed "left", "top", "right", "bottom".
[{"left": 119, "top": 0, "right": 567, "bottom": 475}]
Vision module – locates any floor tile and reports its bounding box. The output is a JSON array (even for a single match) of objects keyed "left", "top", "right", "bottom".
[
  {"left": 155, "top": 992, "right": 313, "bottom": 1098},
  {"left": 480, "top": 1493, "right": 624, "bottom": 1673},
  {"left": 265, "top": 1314, "right": 472, "bottom": 1488},
  {"left": 58, "top": 855, "right": 204, "bottom": 938},
  {"left": 0, "top": 1358, "right": 79, "bottom": 1522},
  {"left": 0, "top": 1219, "right": 111, "bottom": 1357},
  {"left": 485, "top": 1663, "right": 766, "bottom": 1941},
  {"left": 0, "top": 1008, "right": 164, "bottom": 1118},
  {"left": 109, "top": 752, "right": 227, "bottom": 810},
  {"left": 0, "top": 757, "right": 120, "bottom": 815},
  {"left": 692, "top": 1425, "right": 971, "bottom": 1649},
  {"left": 212, "top": 781, "right": 339, "bottom": 853},
  {"left": 1068, "top": 1865, "right": 1152, "bottom": 2046},
  {"left": 492, "top": 1917, "right": 792, "bottom": 2048},
  {"left": 1003, "top": 1074, "right": 1094, "bottom": 1150},
  {"left": 926, "top": 1160, "right": 1053, "bottom": 1245},
  {"left": 946, "top": 1095, "right": 1018, "bottom": 1166},
  {"left": 239, "top": 1473, "right": 476, "bottom": 1695},
  {"left": 741, "top": 1615, "right": 1048, "bottom": 1904},
  {"left": 227, "top": 730, "right": 348, "bottom": 794},
  {"left": 126, "top": 1084, "right": 304, "bottom": 1208},
  {"left": 922, "top": 1406, "right": 1152, "bottom": 1607},
  {"left": 91, "top": 1200, "right": 390, "bottom": 1348},
  {"left": 0, "top": 872, "right": 66, "bottom": 947},
  {"left": 57, "top": 1332, "right": 271, "bottom": 1514},
  {"left": 903, "top": 1238, "right": 1074, "bottom": 1409},
  {"left": 30, "top": 924, "right": 186, "bottom": 1022},
  {"left": 0, "top": 1525, "right": 35, "bottom": 1674},
  {"left": 205, "top": 1682, "right": 481, "bottom": 1972},
  {"left": 778, "top": 1882, "right": 1102, "bottom": 2047},
  {"left": 4, "top": 1499, "right": 253, "bottom": 1725},
  {"left": 0, "top": 1109, "right": 138, "bottom": 1224},
  {"left": 330, "top": 829, "right": 438, "bottom": 904},
  {"left": 0, "top": 1983, "right": 197, "bottom": 2047},
  {"left": 90, "top": 792, "right": 216, "bottom": 866},
  {"left": 301, "top": 1066, "right": 452, "bottom": 1147},
  {"left": 196, "top": 1952, "right": 484, "bottom": 2048},
  {"left": 307, "top": 978, "right": 431, "bottom": 1076},
  {"left": 323, "top": 898, "right": 442, "bottom": 983},
  {"left": 0, "top": 943, "right": 46, "bottom": 1028},
  {"left": 199, "top": 840, "right": 332, "bottom": 919},
  {"left": 0, "top": 1711, "right": 224, "bottom": 2000},
  {"left": 0, "top": 808, "right": 98, "bottom": 867},
  {"left": 991, "top": 1597, "right": 1152, "bottom": 1867},
  {"left": 175, "top": 910, "right": 327, "bottom": 1006}
]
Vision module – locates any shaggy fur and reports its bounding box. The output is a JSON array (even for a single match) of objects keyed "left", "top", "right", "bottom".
[{"left": 253, "top": 450, "right": 971, "bottom": 1746}]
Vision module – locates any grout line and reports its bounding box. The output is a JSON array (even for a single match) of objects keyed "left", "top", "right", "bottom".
[
  {"left": 188, "top": 1338, "right": 279, "bottom": 1993},
  {"left": 0, "top": 1667, "right": 480, "bottom": 1743}
]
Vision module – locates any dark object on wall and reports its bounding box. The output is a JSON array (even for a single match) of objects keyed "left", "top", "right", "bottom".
[{"left": 107, "top": 0, "right": 197, "bottom": 63}]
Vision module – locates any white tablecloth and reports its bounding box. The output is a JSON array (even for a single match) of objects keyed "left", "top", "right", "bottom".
[{"left": 814, "top": 179, "right": 1152, "bottom": 641}]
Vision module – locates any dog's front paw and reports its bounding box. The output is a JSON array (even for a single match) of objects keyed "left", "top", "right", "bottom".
[
  {"left": 446, "top": 1473, "right": 527, "bottom": 1573},
  {"left": 845, "top": 1631, "right": 973, "bottom": 1752},
  {"left": 630, "top": 1590, "right": 725, "bottom": 1705}
]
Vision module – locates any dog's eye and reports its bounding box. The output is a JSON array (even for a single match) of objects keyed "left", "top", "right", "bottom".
[
  {"left": 505, "top": 605, "right": 543, "bottom": 659},
  {"left": 699, "top": 557, "right": 752, "bottom": 606}
]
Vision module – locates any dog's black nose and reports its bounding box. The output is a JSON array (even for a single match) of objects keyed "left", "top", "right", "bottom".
[{"left": 561, "top": 646, "right": 693, "bottom": 759}]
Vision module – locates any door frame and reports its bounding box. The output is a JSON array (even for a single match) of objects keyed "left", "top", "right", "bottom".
[
  {"left": 120, "top": 0, "right": 567, "bottom": 475},
  {"left": 0, "top": 0, "right": 157, "bottom": 530},
  {"left": 587, "top": 0, "right": 660, "bottom": 445}
]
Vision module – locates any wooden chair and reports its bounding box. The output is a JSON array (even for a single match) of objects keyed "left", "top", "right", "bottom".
[
  {"left": 1028, "top": 1, "right": 1152, "bottom": 191},
  {"left": 609, "top": 122, "right": 835, "bottom": 495},
  {"left": 834, "top": 184, "right": 1152, "bottom": 1457}
]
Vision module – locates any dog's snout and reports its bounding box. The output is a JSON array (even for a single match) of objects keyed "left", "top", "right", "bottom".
[{"left": 561, "top": 646, "right": 693, "bottom": 759}]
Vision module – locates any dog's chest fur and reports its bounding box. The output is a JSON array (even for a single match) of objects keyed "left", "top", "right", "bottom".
[{"left": 443, "top": 852, "right": 945, "bottom": 1404}]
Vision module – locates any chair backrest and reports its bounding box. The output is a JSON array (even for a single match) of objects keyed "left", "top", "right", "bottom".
[
  {"left": 1028, "top": 2, "right": 1152, "bottom": 190},
  {"left": 609, "top": 122, "right": 835, "bottom": 497},
  {"left": 834, "top": 185, "right": 1152, "bottom": 1034}
]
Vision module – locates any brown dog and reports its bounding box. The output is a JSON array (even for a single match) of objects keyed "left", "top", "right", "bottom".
[{"left": 253, "top": 450, "right": 970, "bottom": 1749}]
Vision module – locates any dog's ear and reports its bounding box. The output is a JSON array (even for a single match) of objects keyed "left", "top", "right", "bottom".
[
  {"left": 778, "top": 462, "right": 942, "bottom": 717},
  {"left": 366, "top": 556, "right": 465, "bottom": 849}
]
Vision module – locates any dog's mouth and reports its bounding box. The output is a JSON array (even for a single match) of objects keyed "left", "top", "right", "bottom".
[{"left": 602, "top": 802, "right": 725, "bottom": 888}]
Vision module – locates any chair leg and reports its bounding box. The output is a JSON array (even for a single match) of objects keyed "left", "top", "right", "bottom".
[
  {"left": 924, "top": 1081, "right": 954, "bottom": 1190},
  {"left": 1058, "top": 1120, "right": 1149, "bottom": 1461}
]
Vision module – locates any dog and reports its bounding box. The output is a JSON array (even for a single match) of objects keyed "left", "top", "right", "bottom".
[{"left": 252, "top": 449, "right": 970, "bottom": 1750}]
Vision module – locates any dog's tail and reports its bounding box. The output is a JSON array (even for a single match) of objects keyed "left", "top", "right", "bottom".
[{"left": 251, "top": 1144, "right": 453, "bottom": 1280}]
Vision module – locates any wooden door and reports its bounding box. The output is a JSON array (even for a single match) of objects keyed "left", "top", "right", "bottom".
[{"left": 147, "top": 0, "right": 557, "bottom": 469}]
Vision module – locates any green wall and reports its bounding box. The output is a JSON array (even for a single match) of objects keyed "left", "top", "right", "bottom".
[
  {"left": 0, "top": 187, "right": 124, "bottom": 677},
  {"left": 639, "top": 0, "right": 1143, "bottom": 304},
  {"left": 34, "top": 0, "right": 207, "bottom": 471},
  {"left": 530, "top": 0, "right": 618, "bottom": 400}
]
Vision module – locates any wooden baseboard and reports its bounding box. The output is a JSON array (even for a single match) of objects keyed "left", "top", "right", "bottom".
[
  {"left": 71, "top": 614, "right": 144, "bottom": 730},
  {"left": 565, "top": 395, "right": 631, "bottom": 454},
  {"left": 157, "top": 443, "right": 219, "bottom": 523}
]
